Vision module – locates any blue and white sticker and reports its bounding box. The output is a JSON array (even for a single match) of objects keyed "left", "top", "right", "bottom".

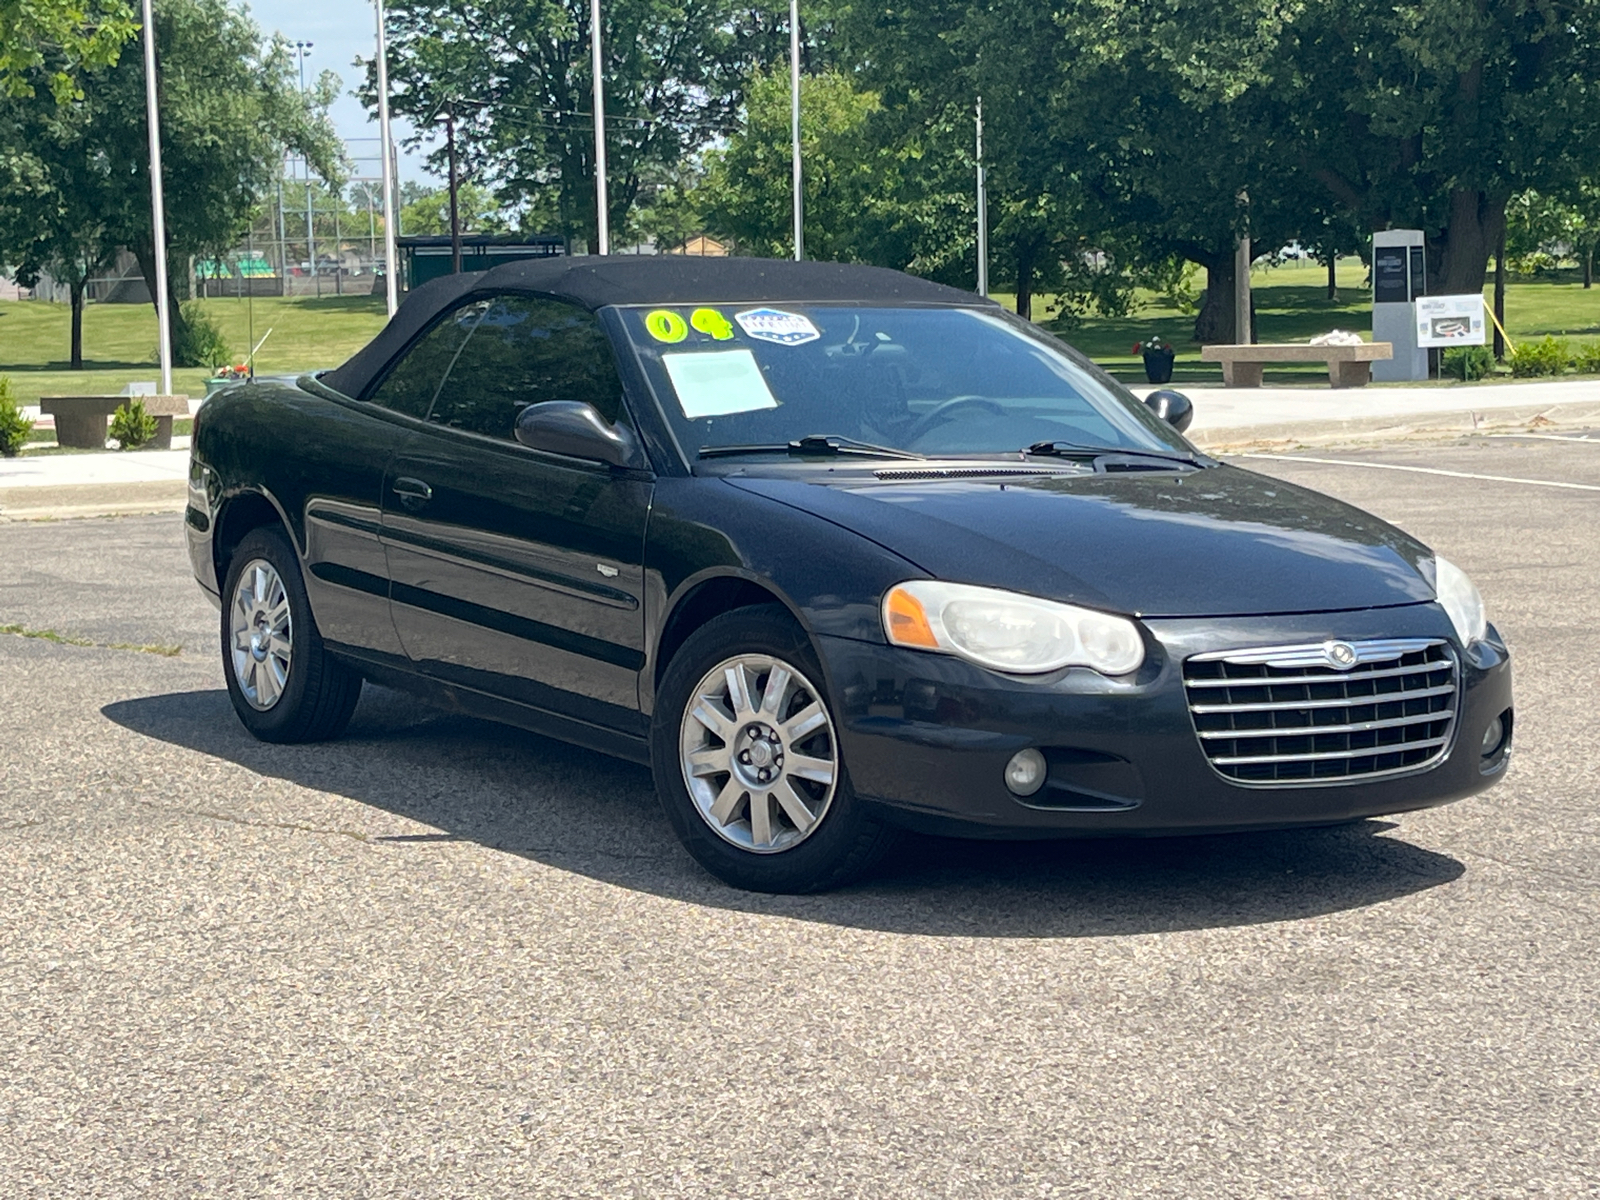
[{"left": 735, "top": 307, "right": 820, "bottom": 346}]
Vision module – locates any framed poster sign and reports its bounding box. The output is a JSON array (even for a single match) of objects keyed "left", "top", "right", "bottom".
[{"left": 1415, "top": 294, "right": 1486, "bottom": 347}]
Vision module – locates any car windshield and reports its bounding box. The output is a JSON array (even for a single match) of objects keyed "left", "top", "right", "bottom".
[{"left": 615, "top": 303, "right": 1191, "bottom": 461}]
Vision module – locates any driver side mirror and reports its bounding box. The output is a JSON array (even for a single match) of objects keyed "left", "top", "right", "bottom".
[
  {"left": 1143, "top": 389, "right": 1194, "bottom": 433},
  {"left": 514, "top": 401, "right": 645, "bottom": 469}
]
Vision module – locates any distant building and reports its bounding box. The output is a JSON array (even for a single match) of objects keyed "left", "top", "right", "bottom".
[
  {"left": 665, "top": 235, "right": 730, "bottom": 257},
  {"left": 398, "top": 234, "right": 565, "bottom": 289}
]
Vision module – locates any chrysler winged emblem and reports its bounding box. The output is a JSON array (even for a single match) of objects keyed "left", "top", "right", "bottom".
[{"left": 1324, "top": 641, "right": 1359, "bottom": 670}]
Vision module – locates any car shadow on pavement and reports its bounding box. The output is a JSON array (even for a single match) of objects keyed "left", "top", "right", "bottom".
[{"left": 103, "top": 685, "right": 1466, "bottom": 939}]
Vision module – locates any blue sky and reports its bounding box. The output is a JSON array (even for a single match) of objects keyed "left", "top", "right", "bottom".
[{"left": 245, "top": 0, "right": 432, "bottom": 183}]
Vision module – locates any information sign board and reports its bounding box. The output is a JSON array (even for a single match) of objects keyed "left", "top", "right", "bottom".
[{"left": 1414, "top": 294, "right": 1486, "bottom": 347}]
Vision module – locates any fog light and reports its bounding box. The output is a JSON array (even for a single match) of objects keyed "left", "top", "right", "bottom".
[
  {"left": 1005, "top": 748, "right": 1048, "bottom": 797},
  {"left": 1481, "top": 715, "right": 1504, "bottom": 757}
]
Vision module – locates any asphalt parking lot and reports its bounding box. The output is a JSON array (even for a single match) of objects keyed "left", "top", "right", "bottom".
[{"left": 2, "top": 435, "right": 1597, "bottom": 1198}]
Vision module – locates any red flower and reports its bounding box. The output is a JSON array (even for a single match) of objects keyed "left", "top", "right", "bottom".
[{"left": 1132, "top": 342, "right": 1142, "bottom": 354}]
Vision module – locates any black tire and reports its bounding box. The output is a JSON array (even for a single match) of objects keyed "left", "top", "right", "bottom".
[
  {"left": 651, "top": 604, "right": 896, "bottom": 893},
  {"left": 220, "top": 525, "right": 362, "bottom": 744}
]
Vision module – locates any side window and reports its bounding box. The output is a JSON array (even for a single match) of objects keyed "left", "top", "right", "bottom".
[
  {"left": 365, "top": 301, "right": 487, "bottom": 417},
  {"left": 427, "top": 294, "right": 626, "bottom": 440}
]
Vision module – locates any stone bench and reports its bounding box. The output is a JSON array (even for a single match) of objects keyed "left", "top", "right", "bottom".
[
  {"left": 38, "top": 395, "right": 190, "bottom": 449},
  {"left": 1200, "top": 342, "right": 1394, "bottom": 388}
]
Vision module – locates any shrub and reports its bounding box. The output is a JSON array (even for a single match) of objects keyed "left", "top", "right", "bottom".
[
  {"left": 1575, "top": 342, "right": 1600, "bottom": 375},
  {"left": 1443, "top": 344, "right": 1494, "bottom": 382},
  {"left": 171, "top": 301, "right": 232, "bottom": 368},
  {"left": 110, "top": 399, "right": 158, "bottom": 450},
  {"left": 0, "top": 376, "right": 34, "bottom": 457},
  {"left": 1508, "top": 335, "right": 1571, "bottom": 378}
]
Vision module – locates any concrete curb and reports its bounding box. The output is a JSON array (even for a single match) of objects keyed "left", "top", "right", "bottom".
[
  {"left": 0, "top": 480, "right": 187, "bottom": 521},
  {"left": 1190, "top": 398, "right": 1600, "bottom": 451}
]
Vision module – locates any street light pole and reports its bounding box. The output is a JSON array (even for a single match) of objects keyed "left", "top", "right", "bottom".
[
  {"left": 590, "top": 0, "right": 609, "bottom": 255},
  {"left": 975, "top": 96, "right": 987, "bottom": 297},
  {"left": 790, "top": 0, "right": 802, "bottom": 261},
  {"left": 374, "top": 0, "right": 399, "bottom": 314},
  {"left": 295, "top": 41, "right": 318, "bottom": 297},
  {"left": 140, "top": 0, "right": 172, "bottom": 396}
]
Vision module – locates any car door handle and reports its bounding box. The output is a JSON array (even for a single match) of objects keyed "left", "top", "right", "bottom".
[{"left": 391, "top": 477, "right": 433, "bottom": 506}]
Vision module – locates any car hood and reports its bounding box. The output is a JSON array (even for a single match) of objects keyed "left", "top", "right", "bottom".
[{"left": 725, "top": 464, "right": 1436, "bottom": 617}]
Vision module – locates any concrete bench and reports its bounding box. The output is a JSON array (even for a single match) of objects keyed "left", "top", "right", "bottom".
[
  {"left": 38, "top": 395, "right": 190, "bottom": 449},
  {"left": 1200, "top": 342, "right": 1394, "bottom": 388}
]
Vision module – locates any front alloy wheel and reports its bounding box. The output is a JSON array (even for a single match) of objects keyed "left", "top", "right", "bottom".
[
  {"left": 651, "top": 604, "right": 894, "bottom": 893},
  {"left": 679, "top": 654, "right": 839, "bottom": 853}
]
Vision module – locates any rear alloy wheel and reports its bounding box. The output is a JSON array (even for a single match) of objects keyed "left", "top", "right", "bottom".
[
  {"left": 230, "top": 559, "right": 294, "bottom": 711},
  {"left": 221, "top": 526, "right": 362, "bottom": 743},
  {"left": 652, "top": 605, "right": 894, "bottom": 892}
]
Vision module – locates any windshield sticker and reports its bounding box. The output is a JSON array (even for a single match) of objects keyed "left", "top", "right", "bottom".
[
  {"left": 690, "top": 307, "right": 736, "bottom": 340},
  {"left": 662, "top": 350, "right": 780, "bottom": 419},
  {"left": 735, "top": 307, "right": 820, "bottom": 346},
  {"left": 644, "top": 309, "right": 689, "bottom": 343}
]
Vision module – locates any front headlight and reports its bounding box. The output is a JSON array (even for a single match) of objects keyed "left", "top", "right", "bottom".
[
  {"left": 1434, "top": 555, "right": 1487, "bottom": 646},
  {"left": 883, "top": 580, "right": 1145, "bottom": 675}
]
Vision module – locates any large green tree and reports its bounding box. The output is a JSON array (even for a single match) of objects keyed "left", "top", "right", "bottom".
[
  {"left": 0, "top": 0, "right": 342, "bottom": 364},
  {"left": 0, "top": 85, "right": 119, "bottom": 365},
  {"left": 1278, "top": 0, "right": 1600, "bottom": 295},
  {"left": 363, "top": 0, "right": 781, "bottom": 250}
]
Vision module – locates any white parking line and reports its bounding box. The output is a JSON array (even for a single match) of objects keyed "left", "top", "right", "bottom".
[
  {"left": 1486, "top": 433, "right": 1600, "bottom": 444},
  {"left": 1236, "top": 453, "right": 1600, "bottom": 492}
]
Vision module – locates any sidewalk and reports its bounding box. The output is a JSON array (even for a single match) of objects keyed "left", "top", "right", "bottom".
[
  {"left": 2, "top": 378, "right": 1597, "bottom": 519},
  {"left": 0, "top": 448, "right": 191, "bottom": 519}
]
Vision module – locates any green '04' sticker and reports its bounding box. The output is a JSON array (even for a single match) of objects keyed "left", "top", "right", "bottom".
[{"left": 644, "top": 309, "right": 689, "bottom": 343}]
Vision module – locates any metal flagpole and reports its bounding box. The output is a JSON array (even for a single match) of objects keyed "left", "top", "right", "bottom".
[
  {"left": 790, "top": 0, "right": 802, "bottom": 261},
  {"left": 140, "top": 0, "right": 173, "bottom": 396},
  {"left": 975, "top": 97, "right": 988, "bottom": 296},
  {"left": 374, "top": 0, "right": 400, "bottom": 315},
  {"left": 590, "top": 0, "right": 608, "bottom": 255}
]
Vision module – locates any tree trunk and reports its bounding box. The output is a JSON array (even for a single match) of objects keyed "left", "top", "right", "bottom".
[
  {"left": 1194, "top": 255, "right": 1236, "bottom": 344},
  {"left": 1326, "top": 254, "right": 1337, "bottom": 300},
  {"left": 70, "top": 278, "right": 85, "bottom": 371},
  {"left": 1585, "top": 245, "right": 1593, "bottom": 289},
  {"left": 1014, "top": 247, "right": 1035, "bottom": 321},
  {"left": 132, "top": 245, "right": 189, "bottom": 368},
  {"left": 1434, "top": 188, "right": 1508, "bottom": 295}
]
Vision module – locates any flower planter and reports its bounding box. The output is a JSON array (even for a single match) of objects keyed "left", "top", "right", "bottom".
[{"left": 1142, "top": 350, "right": 1176, "bottom": 384}]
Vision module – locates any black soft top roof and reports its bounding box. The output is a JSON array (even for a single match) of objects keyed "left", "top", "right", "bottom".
[{"left": 320, "top": 256, "right": 993, "bottom": 399}]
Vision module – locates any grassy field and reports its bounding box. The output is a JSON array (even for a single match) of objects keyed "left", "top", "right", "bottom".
[
  {"left": 2, "top": 261, "right": 1598, "bottom": 402},
  {"left": 0, "top": 294, "right": 389, "bottom": 406},
  {"left": 1004, "top": 258, "right": 1600, "bottom": 385}
]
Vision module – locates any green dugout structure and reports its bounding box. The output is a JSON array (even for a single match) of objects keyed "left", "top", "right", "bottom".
[{"left": 399, "top": 234, "right": 566, "bottom": 289}]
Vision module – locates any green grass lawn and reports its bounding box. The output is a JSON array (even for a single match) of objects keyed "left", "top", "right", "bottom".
[
  {"left": 0, "top": 294, "right": 388, "bottom": 406},
  {"left": 1001, "top": 258, "right": 1600, "bottom": 385},
  {"left": 2, "top": 262, "right": 1597, "bottom": 404}
]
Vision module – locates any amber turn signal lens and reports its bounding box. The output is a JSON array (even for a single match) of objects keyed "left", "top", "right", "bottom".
[{"left": 885, "top": 586, "right": 940, "bottom": 648}]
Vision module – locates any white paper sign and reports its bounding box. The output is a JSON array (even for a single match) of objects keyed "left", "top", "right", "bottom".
[
  {"left": 662, "top": 350, "right": 780, "bottom": 418},
  {"left": 734, "top": 308, "right": 821, "bottom": 346},
  {"left": 1415, "top": 294, "right": 1486, "bottom": 347}
]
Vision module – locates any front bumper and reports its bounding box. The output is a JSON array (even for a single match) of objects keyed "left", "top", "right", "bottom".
[{"left": 820, "top": 603, "right": 1512, "bottom": 838}]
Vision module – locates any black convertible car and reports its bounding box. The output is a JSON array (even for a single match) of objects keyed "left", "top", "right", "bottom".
[{"left": 186, "top": 257, "right": 1512, "bottom": 892}]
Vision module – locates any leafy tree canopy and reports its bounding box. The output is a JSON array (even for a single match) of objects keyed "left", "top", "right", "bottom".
[{"left": 1, "top": 0, "right": 135, "bottom": 102}]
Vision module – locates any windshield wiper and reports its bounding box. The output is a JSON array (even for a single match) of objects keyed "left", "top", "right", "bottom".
[
  {"left": 1023, "top": 440, "right": 1203, "bottom": 468},
  {"left": 699, "top": 434, "right": 923, "bottom": 461}
]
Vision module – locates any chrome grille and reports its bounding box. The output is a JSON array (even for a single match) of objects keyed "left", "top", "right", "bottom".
[{"left": 1183, "top": 639, "right": 1458, "bottom": 786}]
